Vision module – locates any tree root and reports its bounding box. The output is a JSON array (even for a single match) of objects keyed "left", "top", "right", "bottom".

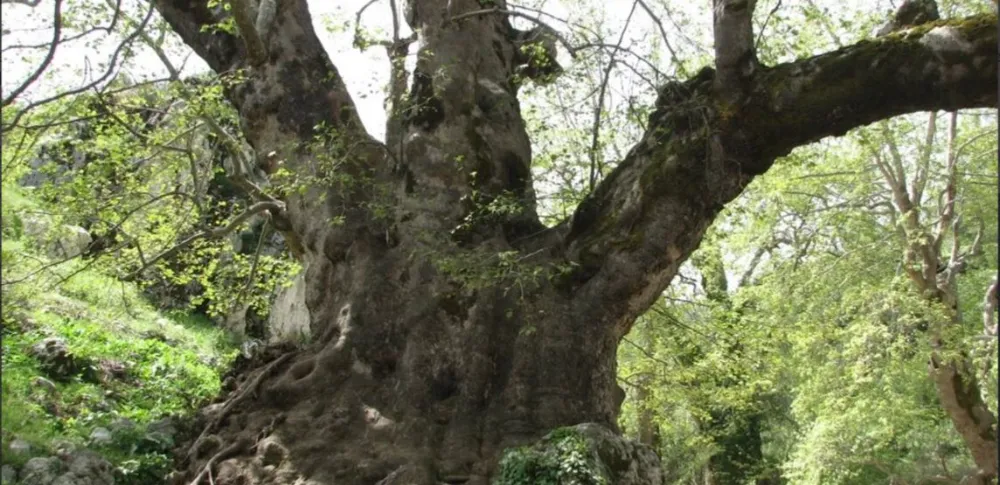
[
  {"left": 186, "top": 353, "right": 294, "bottom": 463},
  {"left": 188, "top": 437, "right": 251, "bottom": 485}
]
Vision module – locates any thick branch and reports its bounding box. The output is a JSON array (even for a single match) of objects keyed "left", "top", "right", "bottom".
[
  {"left": 743, "top": 15, "right": 997, "bottom": 165},
  {"left": 149, "top": 0, "right": 245, "bottom": 73},
  {"left": 230, "top": 0, "right": 267, "bottom": 65},
  {"left": 561, "top": 15, "right": 997, "bottom": 338}
]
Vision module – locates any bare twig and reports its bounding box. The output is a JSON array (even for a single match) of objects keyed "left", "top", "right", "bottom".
[
  {"left": 2, "top": 0, "right": 64, "bottom": 107},
  {"left": 124, "top": 201, "right": 285, "bottom": 281},
  {"left": 589, "top": 0, "right": 638, "bottom": 192},
  {"left": 754, "top": 0, "right": 783, "bottom": 50},
  {"left": 634, "top": 0, "right": 685, "bottom": 77},
  {"left": 2, "top": 3, "right": 156, "bottom": 131}
]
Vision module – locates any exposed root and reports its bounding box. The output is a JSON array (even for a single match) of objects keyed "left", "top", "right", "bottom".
[
  {"left": 188, "top": 437, "right": 250, "bottom": 485},
  {"left": 187, "top": 353, "right": 294, "bottom": 463}
]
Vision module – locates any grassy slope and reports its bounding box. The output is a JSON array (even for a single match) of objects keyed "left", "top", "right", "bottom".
[{"left": 1, "top": 185, "right": 238, "bottom": 483}]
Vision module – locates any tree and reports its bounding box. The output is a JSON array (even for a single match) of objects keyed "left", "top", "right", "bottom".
[
  {"left": 866, "top": 110, "right": 998, "bottom": 482},
  {"left": 617, "top": 107, "right": 997, "bottom": 484},
  {"left": 4, "top": 0, "right": 997, "bottom": 483}
]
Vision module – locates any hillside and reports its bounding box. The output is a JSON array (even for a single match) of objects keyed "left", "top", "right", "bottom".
[{"left": 1, "top": 185, "right": 239, "bottom": 485}]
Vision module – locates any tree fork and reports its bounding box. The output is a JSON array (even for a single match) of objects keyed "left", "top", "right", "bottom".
[{"left": 149, "top": 0, "right": 998, "bottom": 482}]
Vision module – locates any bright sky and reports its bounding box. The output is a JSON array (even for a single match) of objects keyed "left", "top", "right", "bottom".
[
  {"left": 0, "top": 0, "right": 586, "bottom": 140},
  {"left": 1, "top": 0, "right": 400, "bottom": 138},
  {"left": 1, "top": 0, "right": 951, "bottom": 140}
]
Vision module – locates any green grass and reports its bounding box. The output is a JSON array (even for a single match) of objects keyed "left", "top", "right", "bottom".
[{"left": 1, "top": 185, "right": 239, "bottom": 483}]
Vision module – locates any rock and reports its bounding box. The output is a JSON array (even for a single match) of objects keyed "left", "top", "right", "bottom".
[
  {"left": 32, "top": 376, "right": 58, "bottom": 395},
  {"left": 22, "top": 215, "right": 50, "bottom": 242},
  {"left": 49, "top": 225, "right": 92, "bottom": 260},
  {"left": 9, "top": 438, "right": 31, "bottom": 455},
  {"left": 109, "top": 418, "right": 136, "bottom": 436},
  {"left": 51, "top": 440, "right": 77, "bottom": 455},
  {"left": 95, "top": 359, "right": 128, "bottom": 383},
  {"left": 145, "top": 417, "right": 177, "bottom": 447},
  {"left": 164, "top": 470, "right": 185, "bottom": 485},
  {"left": 51, "top": 450, "right": 114, "bottom": 485},
  {"left": 268, "top": 266, "right": 311, "bottom": 344},
  {"left": 29, "top": 337, "right": 91, "bottom": 382},
  {"left": 199, "top": 402, "right": 225, "bottom": 421},
  {"left": 20, "top": 456, "right": 63, "bottom": 485},
  {"left": 257, "top": 437, "right": 287, "bottom": 466},
  {"left": 21, "top": 217, "right": 93, "bottom": 260},
  {"left": 572, "top": 423, "right": 663, "bottom": 485},
  {"left": 147, "top": 417, "right": 176, "bottom": 437},
  {"left": 222, "top": 302, "right": 250, "bottom": 338},
  {"left": 1, "top": 465, "right": 16, "bottom": 484},
  {"left": 88, "top": 427, "right": 112, "bottom": 446},
  {"left": 139, "top": 330, "right": 170, "bottom": 344}
]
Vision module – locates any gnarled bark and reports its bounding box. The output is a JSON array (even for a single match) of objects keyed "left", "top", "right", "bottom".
[{"left": 147, "top": 0, "right": 997, "bottom": 482}]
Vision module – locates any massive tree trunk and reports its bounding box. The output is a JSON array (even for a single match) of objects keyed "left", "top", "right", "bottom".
[{"left": 149, "top": 1, "right": 997, "bottom": 483}]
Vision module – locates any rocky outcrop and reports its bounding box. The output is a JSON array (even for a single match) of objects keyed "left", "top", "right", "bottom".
[
  {"left": 19, "top": 457, "right": 63, "bottom": 485},
  {"left": 1, "top": 465, "right": 17, "bottom": 484},
  {"left": 14, "top": 451, "right": 115, "bottom": 485},
  {"left": 21, "top": 217, "right": 92, "bottom": 260},
  {"left": 29, "top": 337, "right": 93, "bottom": 382}
]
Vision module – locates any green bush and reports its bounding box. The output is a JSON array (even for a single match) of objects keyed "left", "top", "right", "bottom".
[{"left": 495, "top": 428, "right": 608, "bottom": 485}]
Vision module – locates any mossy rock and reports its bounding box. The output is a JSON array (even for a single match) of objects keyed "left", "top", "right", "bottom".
[{"left": 494, "top": 423, "right": 663, "bottom": 485}]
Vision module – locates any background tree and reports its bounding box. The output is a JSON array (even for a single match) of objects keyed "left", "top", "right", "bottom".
[{"left": 615, "top": 106, "right": 998, "bottom": 484}]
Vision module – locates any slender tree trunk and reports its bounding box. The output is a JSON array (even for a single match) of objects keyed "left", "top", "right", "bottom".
[
  {"left": 635, "top": 316, "right": 658, "bottom": 448},
  {"left": 929, "top": 354, "right": 998, "bottom": 483},
  {"left": 873, "top": 108, "right": 998, "bottom": 480},
  {"left": 636, "top": 379, "right": 657, "bottom": 446},
  {"left": 928, "top": 305, "right": 998, "bottom": 482}
]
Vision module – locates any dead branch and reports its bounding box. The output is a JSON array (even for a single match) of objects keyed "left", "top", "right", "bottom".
[
  {"left": 985, "top": 277, "right": 998, "bottom": 337},
  {"left": 589, "top": 1, "right": 638, "bottom": 191}
]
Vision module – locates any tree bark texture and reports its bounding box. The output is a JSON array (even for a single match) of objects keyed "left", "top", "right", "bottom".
[{"left": 149, "top": 0, "right": 998, "bottom": 483}]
